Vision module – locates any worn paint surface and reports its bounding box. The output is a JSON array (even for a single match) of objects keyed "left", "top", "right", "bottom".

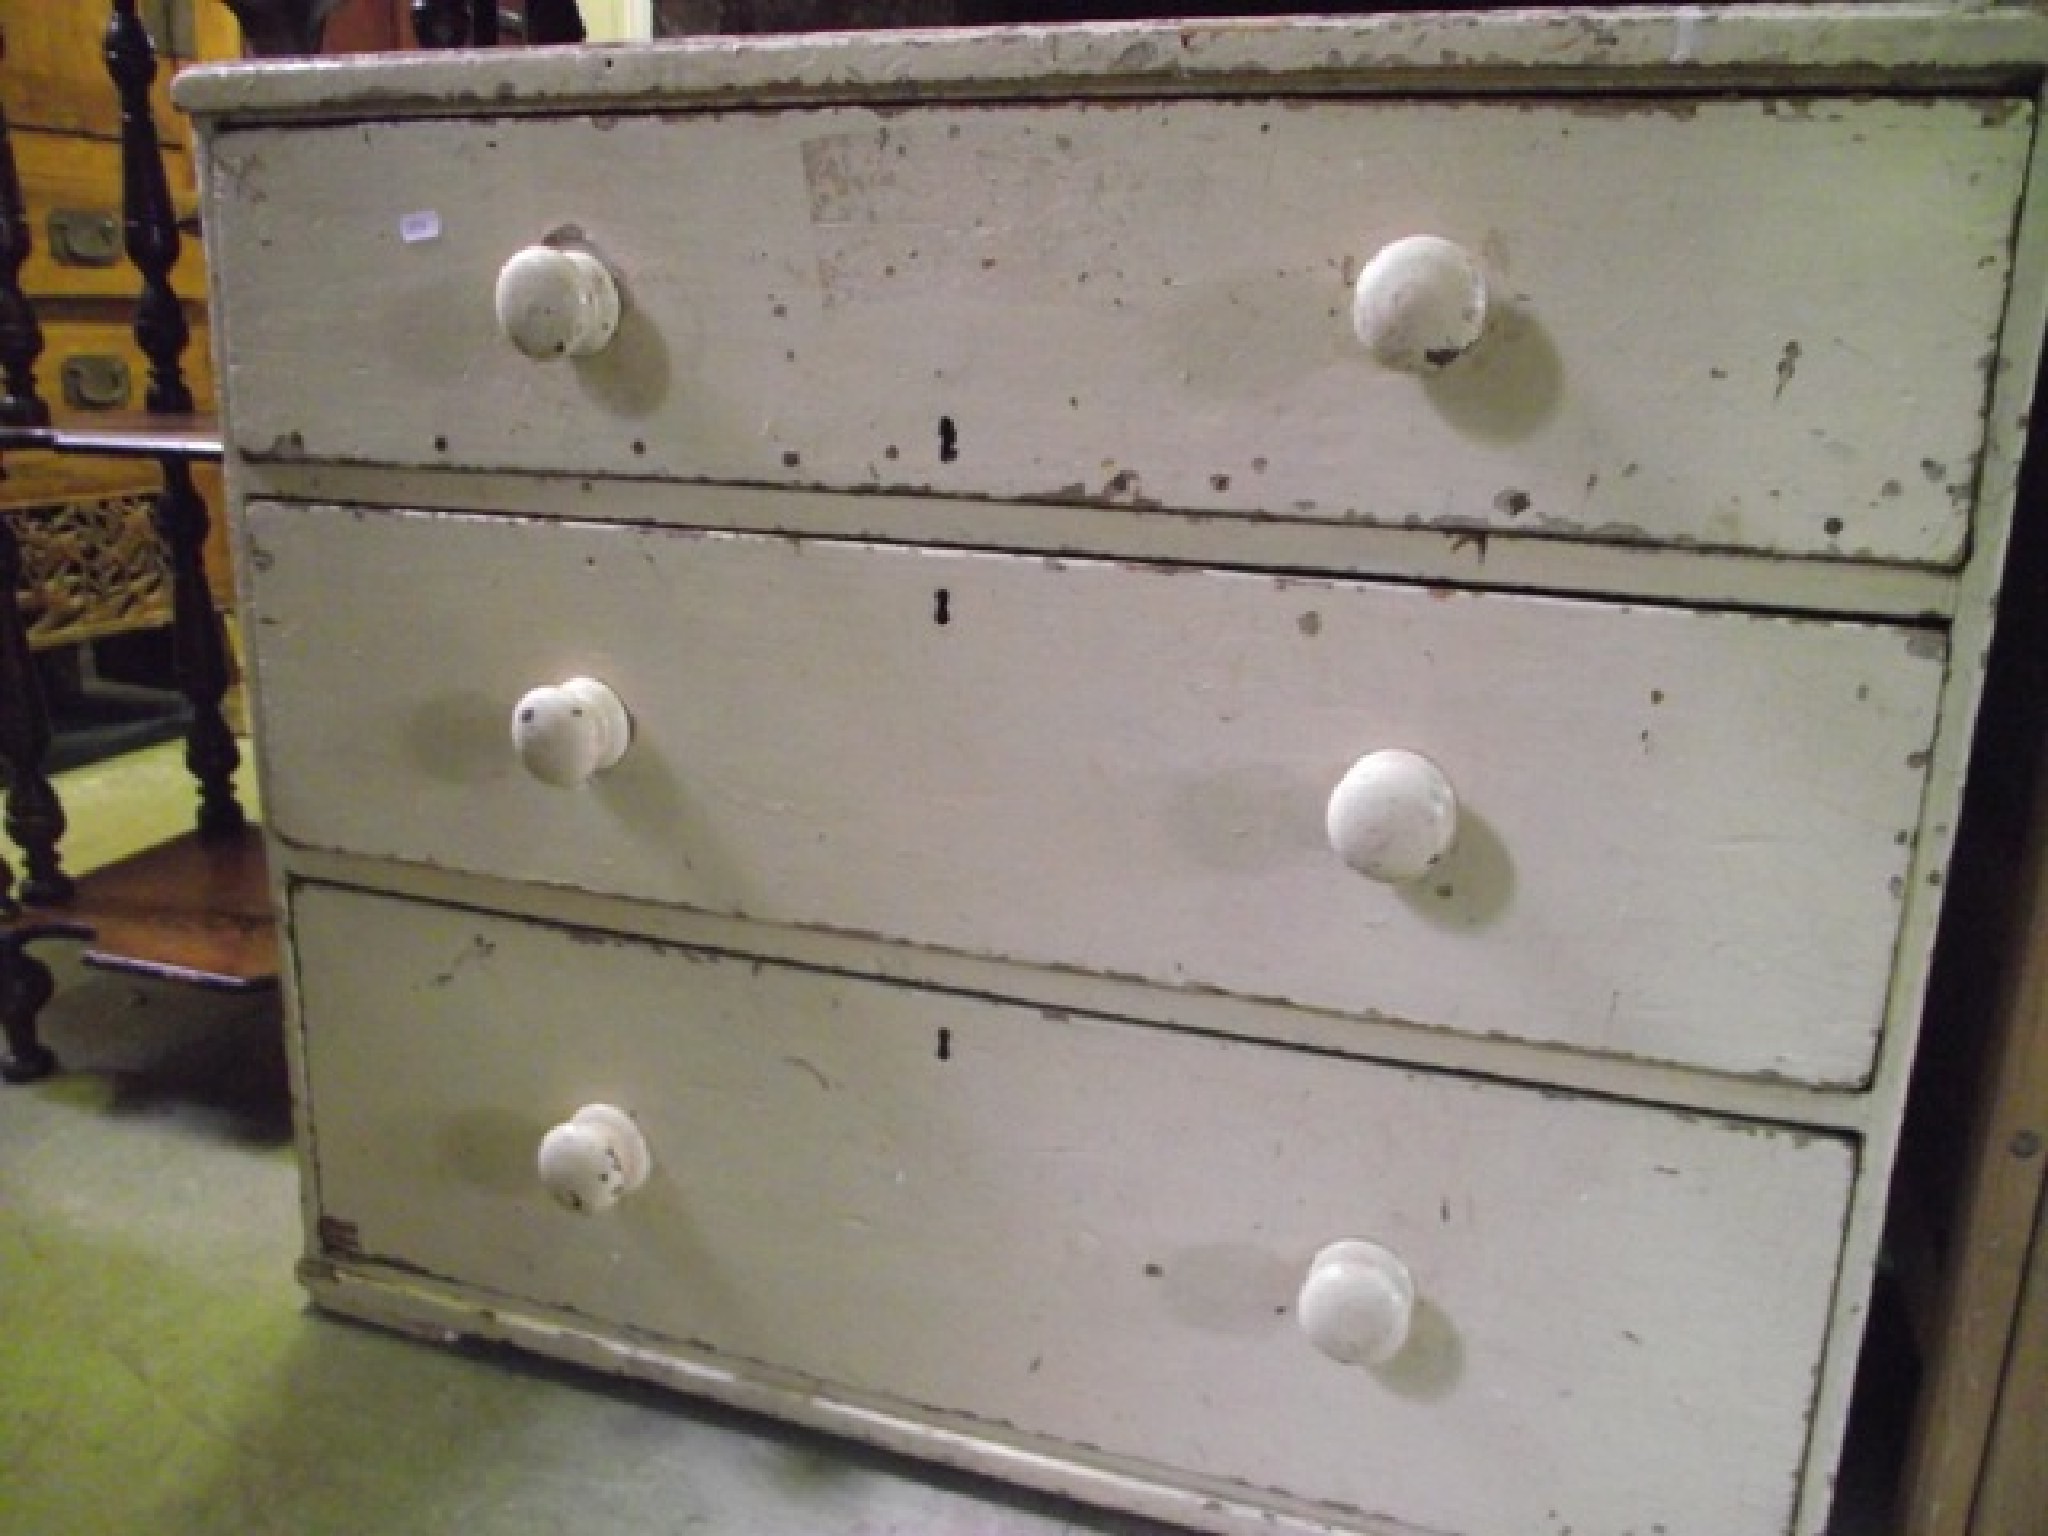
[
  {"left": 186, "top": 15, "right": 2048, "bottom": 1536},
  {"left": 245, "top": 501, "right": 1942, "bottom": 1086},
  {"left": 232, "top": 457, "right": 1970, "bottom": 620},
  {"left": 171, "top": 7, "right": 2048, "bottom": 122},
  {"left": 296, "top": 882, "right": 1854, "bottom": 1536},
  {"left": 209, "top": 95, "right": 2026, "bottom": 565}
]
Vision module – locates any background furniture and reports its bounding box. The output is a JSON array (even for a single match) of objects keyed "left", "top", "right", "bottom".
[
  {"left": 231, "top": 1, "right": 586, "bottom": 52},
  {"left": 1897, "top": 762, "right": 2048, "bottom": 1534},
  {"left": 0, "top": 0, "right": 583, "bottom": 1081},
  {"left": 1888, "top": 410, "right": 2048, "bottom": 1536},
  {"left": 409, "top": 0, "right": 585, "bottom": 46},
  {"left": 181, "top": 10, "right": 2048, "bottom": 1535},
  {"left": 0, "top": 0, "right": 261, "bottom": 1083},
  {"left": 0, "top": 0, "right": 237, "bottom": 689}
]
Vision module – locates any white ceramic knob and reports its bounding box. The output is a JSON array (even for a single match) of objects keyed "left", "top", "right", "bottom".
[
  {"left": 1351, "top": 235, "right": 1490, "bottom": 372},
  {"left": 512, "top": 676, "right": 631, "bottom": 789},
  {"left": 1299, "top": 1239, "right": 1417, "bottom": 1367},
  {"left": 495, "top": 244, "right": 621, "bottom": 361},
  {"left": 1326, "top": 748, "right": 1459, "bottom": 884},
  {"left": 538, "top": 1104, "right": 651, "bottom": 1214}
]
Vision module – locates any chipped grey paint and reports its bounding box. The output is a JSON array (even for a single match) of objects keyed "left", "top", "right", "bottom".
[{"left": 175, "top": 8, "right": 2048, "bottom": 122}]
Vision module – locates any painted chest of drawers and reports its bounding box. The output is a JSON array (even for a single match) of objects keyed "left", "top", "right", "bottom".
[{"left": 178, "top": 9, "right": 2048, "bottom": 1534}]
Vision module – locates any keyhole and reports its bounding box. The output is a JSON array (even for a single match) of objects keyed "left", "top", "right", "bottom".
[
  {"left": 936, "top": 1028, "right": 952, "bottom": 1062},
  {"left": 933, "top": 589, "right": 951, "bottom": 625},
  {"left": 938, "top": 416, "right": 959, "bottom": 463}
]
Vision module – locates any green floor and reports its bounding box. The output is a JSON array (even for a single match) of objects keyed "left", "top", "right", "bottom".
[
  {"left": 0, "top": 744, "right": 1162, "bottom": 1536},
  {"left": 0, "top": 744, "right": 1895, "bottom": 1536}
]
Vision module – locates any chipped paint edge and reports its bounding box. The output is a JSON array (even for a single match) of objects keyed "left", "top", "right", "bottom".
[
  {"left": 233, "top": 462, "right": 1963, "bottom": 624},
  {"left": 304, "top": 1261, "right": 1438, "bottom": 1536},
  {"left": 1784, "top": 59, "right": 2048, "bottom": 1536},
  {"left": 186, "top": 13, "right": 2048, "bottom": 1534},
  {"left": 174, "top": 5, "right": 2048, "bottom": 122},
  {"left": 278, "top": 846, "right": 1879, "bottom": 1135}
]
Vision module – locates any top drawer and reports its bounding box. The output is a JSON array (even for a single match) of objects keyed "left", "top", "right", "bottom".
[{"left": 207, "top": 95, "right": 2030, "bottom": 565}]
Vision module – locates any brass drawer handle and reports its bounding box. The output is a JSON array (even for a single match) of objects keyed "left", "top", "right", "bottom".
[
  {"left": 47, "top": 209, "right": 122, "bottom": 269},
  {"left": 60, "top": 355, "right": 133, "bottom": 411}
]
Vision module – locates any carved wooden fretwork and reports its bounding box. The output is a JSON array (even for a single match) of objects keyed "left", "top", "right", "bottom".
[{"left": 9, "top": 494, "right": 171, "bottom": 649}]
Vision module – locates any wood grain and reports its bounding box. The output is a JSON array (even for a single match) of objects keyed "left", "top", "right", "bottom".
[
  {"left": 1972, "top": 1188, "right": 2048, "bottom": 1535},
  {"left": 1899, "top": 705, "right": 2048, "bottom": 1536},
  {"left": 0, "top": 0, "right": 190, "bottom": 147},
  {"left": 73, "top": 824, "right": 275, "bottom": 984}
]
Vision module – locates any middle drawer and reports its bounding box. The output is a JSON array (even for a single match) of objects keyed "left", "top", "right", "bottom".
[{"left": 245, "top": 501, "right": 1941, "bottom": 1085}]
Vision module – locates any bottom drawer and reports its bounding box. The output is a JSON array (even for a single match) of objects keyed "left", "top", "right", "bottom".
[{"left": 295, "top": 884, "right": 1853, "bottom": 1536}]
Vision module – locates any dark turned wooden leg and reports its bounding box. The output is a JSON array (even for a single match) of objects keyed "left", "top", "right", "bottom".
[
  {"left": 0, "top": 936, "right": 57, "bottom": 1083},
  {"left": 0, "top": 98, "right": 57, "bottom": 916},
  {"left": 413, "top": 0, "right": 472, "bottom": 46},
  {"left": 0, "top": 518, "right": 74, "bottom": 906},
  {"left": 107, "top": 2, "right": 193, "bottom": 419},
  {"left": 155, "top": 460, "right": 244, "bottom": 838},
  {"left": 0, "top": 811, "right": 16, "bottom": 917},
  {"left": 107, "top": 1, "right": 246, "bottom": 839},
  {"left": 0, "top": 102, "right": 51, "bottom": 432}
]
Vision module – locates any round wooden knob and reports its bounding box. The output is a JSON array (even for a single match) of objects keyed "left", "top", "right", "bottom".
[
  {"left": 495, "top": 245, "right": 621, "bottom": 361},
  {"left": 1351, "top": 235, "right": 1489, "bottom": 372},
  {"left": 1299, "top": 1239, "right": 1416, "bottom": 1367},
  {"left": 1326, "top": 748, "right": 1459, "bottom": 884},
  {"left": 538, "top": 1104, "right": 651, "bottom": 1214},
  {"left": 512, "top": 676, "right": 631, "bottom": 789}
]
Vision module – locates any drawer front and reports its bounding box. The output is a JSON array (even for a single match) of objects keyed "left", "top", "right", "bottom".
[
  {"left": 9, "top": 127, "right": 207, "bottom": 302},
  {"left": 297, "top": 885, "right": 1854, "bottom": 1536},
  {"left": 209, "top": 97, "right": 2028, "bottom": 564},
  {"left": 0, "top": 319, "right": 220, "bottom": 514},
  {"left": 246, "top": 502, "right": 1941, "bottom": 1085},
  {"left": 33, "top": 317, "right": 217, "bottom": 421}
]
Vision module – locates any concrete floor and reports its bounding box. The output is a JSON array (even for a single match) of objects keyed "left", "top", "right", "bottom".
[{"left": 0, "top": 743, "right": 1902, "bottom": 1536}]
